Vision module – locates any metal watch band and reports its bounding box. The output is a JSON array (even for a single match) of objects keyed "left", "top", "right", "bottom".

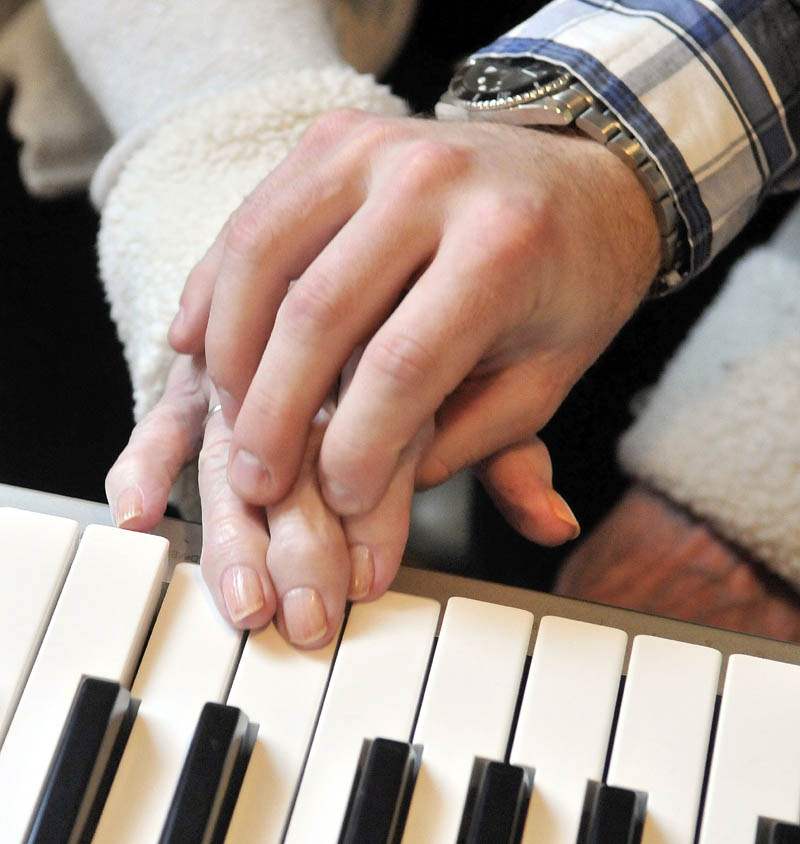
[
  {"left": 558, "top": 82, "right": 683, "bottom": 294},
  {"left": 437, "top": 73, "right": 685, "bottom": 293}
]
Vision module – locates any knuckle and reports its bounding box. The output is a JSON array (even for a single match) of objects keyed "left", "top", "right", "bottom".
[
  {"left": 455, "top": 195, "right": 552, "bottom": 298},
  {"left": 486, "top": 194, "right": 550, "bottom": 264},
  {"left": 269, "top": 512, "right": 339, "bottom": 565},
  {"left": 363, "top": 330, "right": 434, "bottom": 394},
  {"left": 347, "top": 113, "right": 398, "bottom": 152},
  {"left": 201, "top": 511, "right": 250, "bottom": 567},
  {"left": 321, "top": 424, "right": 368, "bottom": 477},
  {"left": 333, "top": 114, "right": 413, "bottom": 172},
  {"left": 278, "top": 271, "right": 344, "bottom": 336},
  {"left": 224, "top": 202, "right": 271, "bottom": 263},
  {"left": 132, "top": 401, "right": 195, "bottom": 455},
  {"left": 396, "top": 140, "right": 470, "bottom": 194},
  {"left": 303, "top": 108, "right": 366, "bottom": 147},
  {"left": 198, "top": 428, "right": 230, "bottom": 473}
]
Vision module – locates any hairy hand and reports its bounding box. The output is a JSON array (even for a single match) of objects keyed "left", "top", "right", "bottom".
[{"left": 169, "top": 111, "right": 659, "bottom": 523}]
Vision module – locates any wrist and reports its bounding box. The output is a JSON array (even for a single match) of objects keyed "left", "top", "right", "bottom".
[
  {"left": 593, "top": 135, "right": 662, "bottom": 298},
  {"left": 437, "top": 56, "right": 686, "bottom": 295}
]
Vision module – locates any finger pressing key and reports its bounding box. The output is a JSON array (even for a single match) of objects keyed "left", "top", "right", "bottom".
[
  {"left": 105, "top": 355, "right": 209, "bottom": 532},
  {"left": 198, "top": 393, "right": 276, "bottom": 630},
  {"left": 265, "top": 408, "right": 351, "bottom": 649}
]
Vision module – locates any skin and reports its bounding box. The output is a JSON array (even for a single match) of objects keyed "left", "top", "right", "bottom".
[
  {"left": 106, "top": 354, "right": 428, "bottom": 646},
  {"left": 109, "top": 112, "right": 661, "bottom": 647},
  {"left": 105, "top": 353, "right": 578, "bottom": 646},
  {"left": 170, "top": 112, "right": 659, "bottom": 517}
]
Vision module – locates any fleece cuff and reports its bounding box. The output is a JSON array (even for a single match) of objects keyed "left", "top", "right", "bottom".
[
  {"left": 619, "top": 201, "right": 800, "bottom": 586},
  {"left": 96, "top": 66, "right": 407, "bottom": 518}
]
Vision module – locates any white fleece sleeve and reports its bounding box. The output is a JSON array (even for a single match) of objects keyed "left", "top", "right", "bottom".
[
  {"left": 30, "top": 1, "right": 410, "bottom": 517},
  {"left": 98, "top": 68, "right": 406, "bottom": 426},
  {"left": 34, "top": 0, "right": 407, "bottom": 412},
  {"left": 619, "top": 200, "right": 800, "bottom": 585},
  {"left": 101, "top": 69, "right": 405, "bottom": 520}
]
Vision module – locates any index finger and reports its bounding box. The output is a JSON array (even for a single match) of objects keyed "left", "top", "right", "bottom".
[
  {"left": 172, "top": 109, "right": 375, "bottom": 411},
  {"left": 318, "top": 233, "right": 504, "bottom": 515}
]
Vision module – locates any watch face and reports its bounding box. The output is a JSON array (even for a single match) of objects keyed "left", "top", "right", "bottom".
[{"left": 450, "top": 58, "right": 566, "bottom": 105}]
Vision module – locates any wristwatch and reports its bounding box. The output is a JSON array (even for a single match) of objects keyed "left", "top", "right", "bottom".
[{"left": 436, "top": 56, "right": 684, "bottom": 293}]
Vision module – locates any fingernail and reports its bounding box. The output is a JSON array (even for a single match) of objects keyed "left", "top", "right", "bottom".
[
  {"left": 230, "top": 449, "right": 270, "bottom": 499},
  {"left": 323, "top": 478, "right": 361, "bottom": 515},
  {"left": 283, "top": 587, "right": 327, "bottom": 646},
  {"left": 222, "top": 566, "right": 265, "bottom": 624},
  {"left": 549, "top": 490, "right": 581, "bottom": 539},
  {"left": 114, "top": 486, "right": 143, "bottom": 527},
  {"left": 348, "top": 545, "right": 374, "bottom": 601}
]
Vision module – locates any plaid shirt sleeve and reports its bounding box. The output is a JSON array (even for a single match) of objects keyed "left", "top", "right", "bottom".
[{"left": 474, "top": 0, "right": 800, "bottom": 282}]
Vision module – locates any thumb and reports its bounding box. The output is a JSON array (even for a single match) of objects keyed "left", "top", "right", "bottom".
[{"left": 474, "top": 437, "right": 580, "bottom": 546}]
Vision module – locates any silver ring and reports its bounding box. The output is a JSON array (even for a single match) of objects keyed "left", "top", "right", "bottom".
[{"left": 203, "top": 403, "right": 224, "bottom": 430}]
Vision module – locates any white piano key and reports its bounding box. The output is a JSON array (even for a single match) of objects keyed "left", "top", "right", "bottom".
[
  {"left": 283, "top": 591, "right": 440, "bottom": 844},
  {"left": 401, "top": 597, "right": 534, "bottom": 843},
  {"left": 223, "top": 621, "right": 338, "bottom": 844},
  {"left": 0, "top": 508, "right": 79, "bottom": 745},
  {"left": 0, "top": 524, "right": 168, "bottom": 844},
  {"left": 607, "top": 635, "right": 721, "bottom": 844},
  {"left": 698, "top": 654, "right": 800, "bottom": 844},
  {"left": 511, "top": 615, "right": 628, "bottom": 844},
  {"left": 93, "top": 563, "right": 242, "bottom": 844}
]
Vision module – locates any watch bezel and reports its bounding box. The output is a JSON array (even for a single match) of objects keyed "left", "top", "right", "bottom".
[{"left": 447, "top": 57, "right": 573, "bottom": 112}]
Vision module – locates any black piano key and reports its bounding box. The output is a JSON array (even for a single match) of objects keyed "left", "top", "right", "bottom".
[
  {"left": 756, "top": 817, "right": 800, "bottom": 844},
  {"left": 25, "top": 675, "right": 137, "bottom": 844},
  {"left": 456, "top": 757, "right": 533, "bottom": 844},
  {"left": 338, "top": 737, "right": 422, "bottom": 844},
  {"left": 158, "top": 702, "right": 257, "bottom": 844},
  {"left": 576, "top": 780, "right": 648, "bottom": 844}
]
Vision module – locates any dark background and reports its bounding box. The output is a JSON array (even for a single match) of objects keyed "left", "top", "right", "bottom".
[{"left": 1, "top": 1, "right": 796, "bottom": 592}]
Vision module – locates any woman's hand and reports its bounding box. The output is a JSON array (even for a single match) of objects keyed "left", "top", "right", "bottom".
[
  {"left": 104, "top": 354, "right": 425, "bottom": 648},
  {"left": 104, "top": 352, "right": 581, "bottom": 647}
]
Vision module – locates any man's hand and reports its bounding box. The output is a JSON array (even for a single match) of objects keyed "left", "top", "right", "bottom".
[{"left": 169, "top": 111, "right": 660, "bottom": 520}]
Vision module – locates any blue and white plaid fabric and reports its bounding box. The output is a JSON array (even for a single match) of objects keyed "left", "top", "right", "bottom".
[{"left": 476, "top": 0, "right": 800, "bottom": 281}]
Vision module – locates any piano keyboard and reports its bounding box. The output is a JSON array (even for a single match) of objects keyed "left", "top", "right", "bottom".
[{"left": 3, "top": 482, "right": 800, "bottom": 844}]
